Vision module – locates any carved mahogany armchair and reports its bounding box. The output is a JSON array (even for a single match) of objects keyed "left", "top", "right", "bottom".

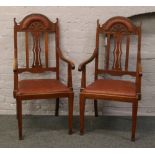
[
  {"left": 78, "top": 16, "right": 142, "bottom": 141},
  {"left": 13, "top": 14, "right": 75, "bottom": 140}
]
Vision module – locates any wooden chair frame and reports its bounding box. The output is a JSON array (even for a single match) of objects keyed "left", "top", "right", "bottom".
[
  {"left": 13, "top": 14, "right": 75, "bottom": 140},
  {"left": 78, "top": 16, "right": 142, "bottom": 141}
]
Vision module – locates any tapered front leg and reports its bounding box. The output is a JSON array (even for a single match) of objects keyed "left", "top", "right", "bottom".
[
  {"left": 68, "top": 94, "right": 74, "bottom": 134},
  {"left": 131, "top": 101, "right": 138, "bottom": 141},
  {"left": 80, "top": 94, "right": 85, "bottom": 135},
  {"left": 94, "top": 99, "right": 98, "bottom": 117},
  {"left": 17, "top": 99, "right": 23, "bottom": 140},
  {"left": 55, "top": 98, "right": 59, "bottom": 116},
  {"left": 16, "top": 101, "right": 19, "bottom": 120}
]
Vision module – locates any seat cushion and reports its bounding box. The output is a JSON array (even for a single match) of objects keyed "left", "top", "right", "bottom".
[
  {"left": 83, "top": 79, "right": 136, "bottom": 97},
  {"left": 17, "top": 79, "right": 70, "bottom": 95}
]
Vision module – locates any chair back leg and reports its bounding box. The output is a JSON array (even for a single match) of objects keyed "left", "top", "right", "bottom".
[
  {"left": 131, "top": 101, "right": 138, "bottom": 141},
  {"left": 80, "top": 95, "right": 85, "bottom": 135},
  {"left": 68, "top": 94, "right": 74, "bottom": 134},
  {"left": 17, "top": 99, "right": 23, "bottom": 140},
  {"left": 94, "top": 99, "right": 98, "bottom": 117},
  {"left": 55, "top": 98, "right": 59, "bottom": 116}
]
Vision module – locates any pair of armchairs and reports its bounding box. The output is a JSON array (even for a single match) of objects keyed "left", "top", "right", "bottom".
[{"left": 13, "top": 14, "right": 142, "bottom": 141}]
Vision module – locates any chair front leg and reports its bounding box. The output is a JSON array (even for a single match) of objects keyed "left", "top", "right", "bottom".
[
  {"left": 131, "top": 100, "right": 138, "bottom": 141},
  {"left": 55, "top": 98, "right": 59, "bottom": 116},
  {"left": 16, "top": 101, "right": 19, "bottom": 120},
  {"left": 17, "top": 99, "right": 23, "bottom": 140},
  {"left": 94, "top": 99, "right": 98, "bottom": 117},
  {"left": 80, "top": 94, "right": 85, "bottom": 135},
  {"left": 68, "top": 93, "right": 74, "bottom": 134}
]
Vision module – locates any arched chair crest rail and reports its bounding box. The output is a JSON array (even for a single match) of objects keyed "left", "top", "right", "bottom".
[
  {"left": 13, "top": 14, "right": 75, "bottom": 140},
  {"left": 78, "top": 16, "right": 142, "bottom": 141}
]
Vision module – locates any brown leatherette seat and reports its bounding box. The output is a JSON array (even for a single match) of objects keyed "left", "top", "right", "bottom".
[
  {"left": 17, "top": 79, "right": 70, "bottom": 95},
  {"left": 83, "top": 79, "right": 136, "bottom": 97}
]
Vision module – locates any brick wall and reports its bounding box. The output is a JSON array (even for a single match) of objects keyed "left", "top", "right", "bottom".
[{"left": 0, "top": 6, "right": 155, "bottom": 115}]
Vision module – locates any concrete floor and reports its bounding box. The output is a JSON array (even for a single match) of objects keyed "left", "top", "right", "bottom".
[{"left": 0, "top": 115, "right": 155, "bottom": 147}]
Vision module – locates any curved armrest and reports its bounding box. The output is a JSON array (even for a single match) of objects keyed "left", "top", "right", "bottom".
[
  {"left": 78, "top": 48, "right": 98, "bottom": 71},
  {"left": 57, "top": 47, "right": 75, "bottom": 69}
]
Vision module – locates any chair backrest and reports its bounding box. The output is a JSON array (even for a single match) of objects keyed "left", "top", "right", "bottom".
[
  {"left": 14, "top": 14, "right": 60, "bottom": 79},
  {"left": 95, "top": 16, "right": 141, "bottom": 79}
]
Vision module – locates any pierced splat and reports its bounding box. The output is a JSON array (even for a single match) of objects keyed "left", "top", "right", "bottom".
[
  {"left": 31, "top": 31, "right": 42, "bottom": 68},
  {"left": 112, "top": 34, "right": 123, "bottom": 70}
]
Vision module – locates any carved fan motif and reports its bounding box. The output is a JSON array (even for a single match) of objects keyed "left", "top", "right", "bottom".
[
  {"left": 110, "top": 23, "right": 128, "bottom": 33},
  {"left": 28, "top": 21, "right": 45, "bottom": 30}
]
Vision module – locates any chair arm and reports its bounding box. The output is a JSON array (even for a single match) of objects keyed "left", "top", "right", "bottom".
[
  {"left": 78, "top": 48, "right": 97, "bottom": 71},
  {"left": 57, "top": 47, "right": 75, "bottom": 70}
]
